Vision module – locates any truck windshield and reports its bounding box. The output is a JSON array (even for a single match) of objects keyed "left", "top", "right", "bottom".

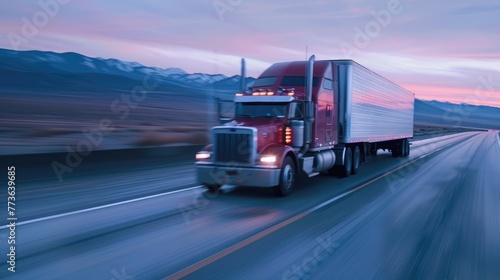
[{"left": 235, "top": 102, "right": 288, "bottom": 118}]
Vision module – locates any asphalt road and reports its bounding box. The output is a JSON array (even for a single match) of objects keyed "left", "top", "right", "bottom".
[{"left": 0, "top": 131, "right": 499, "bottom": 279}]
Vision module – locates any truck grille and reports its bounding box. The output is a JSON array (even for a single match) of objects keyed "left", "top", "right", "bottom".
[{"left": 213, "top": 128, "right": 255, "bottom": 164}]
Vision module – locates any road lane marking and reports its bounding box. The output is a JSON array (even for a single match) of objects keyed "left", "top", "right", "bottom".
[
  {"left": 497, "top": 132, "right": 500, "bottom": 147},
  {"left": 165, "top": 138, "right": 463, "bottom": 280},
  {"left": 0, "top": 186, "right": 202, "bottom": 229}
]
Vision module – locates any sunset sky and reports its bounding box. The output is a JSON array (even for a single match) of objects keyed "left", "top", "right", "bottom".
[{"left": 1, "top": 0, "right": 500, "bottom": 107}]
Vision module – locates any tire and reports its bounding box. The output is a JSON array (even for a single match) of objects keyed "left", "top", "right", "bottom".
[
  {"left": 204, "top": 184, "right": 221, "bottom": 194},
  {"left": 342, "top": 147, "right": 352, "bottom": 177},
  {"left": 392, "top": 140, "right": 401, "bottom": 157},
  {"left": 401, "top": 139, "right": 406, "bottom": 157},
  {"left": 274, "top": 156, "right": 296, "bottom": 197},
  {"left": 401, "top": 139, "right": 407, "bottom": 157},
  {"left": 401, "top": 139, "right": 410, "bottom": 157},
  {"left": 351, "top": 146, "right": 361, "bottom": 175}
]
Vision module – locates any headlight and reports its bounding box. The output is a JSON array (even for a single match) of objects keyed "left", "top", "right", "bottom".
[
  {"left": 196, "top": 151, "right": 212, "bottom": 161},
  {"left": 260, "top": 155, "right": 277, "bottom": 163}
]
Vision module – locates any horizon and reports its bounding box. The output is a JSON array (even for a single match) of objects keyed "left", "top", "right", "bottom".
[
  {"left": 4, "top": 46, "right": 500, "bottom": 110},
  {"left": 1, "top": 1, "right": 500, "bottom": 107}
]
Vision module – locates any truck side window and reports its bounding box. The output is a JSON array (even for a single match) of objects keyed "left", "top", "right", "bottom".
[
  {"left": 289, "top": 102, "right": 304, "bottom": 119},
  {"left": 323, "top": 78, "right": 333, "bottom": 90}
]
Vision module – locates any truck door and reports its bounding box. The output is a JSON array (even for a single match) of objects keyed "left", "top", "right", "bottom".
[
  {"left": 323, "top": 78, "right": 334, "bottom": 144},
  {"left": 313, "top": 77, "right": 335, "bottom": 147}
]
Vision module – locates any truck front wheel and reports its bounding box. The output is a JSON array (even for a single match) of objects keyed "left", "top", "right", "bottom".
[
  {"left": 204, "top": 184, "right": 221, "bottom": 194},
  {"left": 274, "top": 156, "right": 296, "bottom": 197}
]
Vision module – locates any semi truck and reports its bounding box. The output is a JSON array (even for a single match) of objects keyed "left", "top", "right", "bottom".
[{"left": 195, "top": 55, "right": 414, "bottom": 196}]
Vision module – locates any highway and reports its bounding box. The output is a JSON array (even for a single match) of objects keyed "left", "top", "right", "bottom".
[{"left": 0, "top": 131, "right": 499, "bottom": 279}]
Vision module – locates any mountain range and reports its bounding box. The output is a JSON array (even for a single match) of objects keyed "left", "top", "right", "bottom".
[
  {"left": 1, "top": 48, "right": 499, "bottom": 130},
  {"left": 0, "top": 48, "right": 253, "bottom": 96}
]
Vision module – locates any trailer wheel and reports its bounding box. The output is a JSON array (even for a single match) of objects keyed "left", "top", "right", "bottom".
[
  {"left": 406, "top": 139, "right": 411, "bottom": 156},
  {"left": 342, "top": 147, "right": 353, "bottom": 177},
  {"left": 391, "top": 140, "right": 401, "bottom": 157},
  {"left": 274, "top": 156, "right": 296, "bottom": 197},
  {"left": 351, "top": 146, "right": 361, "bottom": 175},
  {"left": 400, "top": 139, "right": 406, "bottom": 157}
]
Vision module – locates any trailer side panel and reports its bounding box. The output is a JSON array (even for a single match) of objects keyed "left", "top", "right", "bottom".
[{"left": 333, "top": 60, "right": 414, "bottom": 144}]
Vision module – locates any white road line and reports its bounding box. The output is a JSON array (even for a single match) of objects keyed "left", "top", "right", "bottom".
[
  {"left": 497, "top": 132, "right": 500, "bottom": 147},
  {"left": 0, "top": 186, "right": 202, "bottom": 229}
]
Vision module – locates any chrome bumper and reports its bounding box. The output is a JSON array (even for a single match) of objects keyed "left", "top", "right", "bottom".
[{"left": 196, "top": 163, "right": 281, "bottom": 187}]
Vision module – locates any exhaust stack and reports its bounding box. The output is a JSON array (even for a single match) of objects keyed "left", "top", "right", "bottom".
[
  {"left": 240, "top": 58, "right": 246, "bottom": 93},
  {"left": 299, "top": 55, "right": 315, "bottom": 156}
]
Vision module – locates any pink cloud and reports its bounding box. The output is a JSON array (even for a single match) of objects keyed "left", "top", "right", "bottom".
[{"left": 404, "top": 84, "right": 500, "bottom": 107}]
